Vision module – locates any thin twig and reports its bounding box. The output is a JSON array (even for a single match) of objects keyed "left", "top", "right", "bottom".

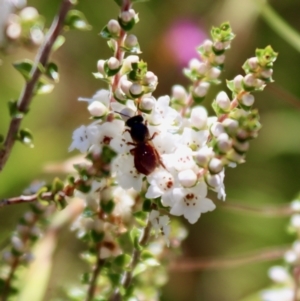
[
  {"left": 85, "top": 256, "right": 106, "bottom": 301},
  {"left": 0, "top": 191, "right": 63, "bottom": 207},
  {"left": 0, "top": 0, "right": 74, "bottom": 172},
  {"left": 110, "top": 219, "right": 152, "bottom": 301},
  {"left": 169, "top": 245, "right": 289, "bottom": 272},
  {"left": 219, "top": 200, "right": 294, "bottom": 217},
  {"left": 293, "top": 266, "right": 300, "bottom": 301}
]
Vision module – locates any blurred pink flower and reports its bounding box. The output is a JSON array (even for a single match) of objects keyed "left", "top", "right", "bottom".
[{"left": 163, "top": 19, "right": 207, "bottom": 67}]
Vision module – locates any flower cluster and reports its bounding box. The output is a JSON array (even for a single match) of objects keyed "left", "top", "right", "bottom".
[{"left": 0, "top": 0, "right": 45, "bottom": 48}]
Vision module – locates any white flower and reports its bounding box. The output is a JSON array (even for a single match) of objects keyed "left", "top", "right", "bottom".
[
  {"left": 149, "top": 210, "right": 171, "bottom": 246},
  {"left": 268, "top": 266, "right": 290, "bottom": 283},
  {"left": 164, "top": 181, "right": 216, "bottom": 224},
  {"left": 69, "top": 125, "right": 97, "bottom": 153},
  {"left": 112, "top": 187, "right": 135, "bottom": 221},
  {"left": 146, "top": 168, "right": 176, "bottom": 199},
  {"left": 147, "top": 95, "right": 179, "bottom": 127},
  {"left": 112, "top": 154, "right": 144, "bottom": 192},
  {"left": 261, "top": 288, "right": 293, "bottom": 301},
  {"left": 180, "top": 127, "right": 209, "bottom": 151}
]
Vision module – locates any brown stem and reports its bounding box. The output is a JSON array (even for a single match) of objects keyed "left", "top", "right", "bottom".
[
  {"left": 109, "top": 219, "right": 152, "bottom": 301},
  {"left": 85, "top": 255, "right": 106, "bottom": 301},
  {"left": 1, "top": 258, "right": 20, "bottom": 301},
  {"left": 169, "top": 245, "right": 289, "bottom": 272},
  {"left": 0, "top": 191, "right": 64, "bottom": 207},
  {"left": 0, "top": 0, "right": 74, "bottom": 172}
]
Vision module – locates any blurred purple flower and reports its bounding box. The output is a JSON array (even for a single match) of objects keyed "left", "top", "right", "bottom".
[{"left": 163, "top": 19, "right": 207, "bottom": 67}]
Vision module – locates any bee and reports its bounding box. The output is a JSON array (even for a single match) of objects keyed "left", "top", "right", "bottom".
[{"left": 124, "top": 115, "right": 166, "bottom": 175}]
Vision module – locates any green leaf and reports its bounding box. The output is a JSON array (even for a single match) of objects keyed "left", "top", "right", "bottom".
[
  {"left": 8, "top": 99, "right": 24, "bottom": 118},
  {"left": 19, "top": 128, "right": 34, "bottom": 148},
  {"left": 100, "top": 199, "right": 115, "bottom": 214},
  {"left": 113, "top": 254, "right": 131, "bottom": 268},
  {"left": 107, "top": 273, "right": 122, "bottom": 286},
  {"left": 46, "top": 62, "right": 59, "bottom": 82},
  {"left": 100, "top": 26, "right": 114, "bottom": 40},
  {"left": 211, "top": 22, "right": 235, "bottom": 43},
  {"left": 90, "top": 230, "right": 104, "bottom": 243},
  {"left": 142, "top": 199, "right": 152, "bottom": 212},
  {"left": 133, "top": 211, "right": 147, "bottom": 226},
  {"left": 0, "top": 134, "right": 4, "bottom": 144},
  {"left": 51, "top": 177, "right": 64, "bottom": 194},
  {"left": 65, "top": 10, "right": 92, "bottom": 31},
  {"left": 13, "top": 59, "right": 34, "bottom": 81},
  {"left": 35, "top": 81, "right": 54, "bottom": 95},
  {"left": 52, "top": 35, "right": 65, "bottom": 51},
  {"left": 104, "top": 61, "right": 122, "bottom": 77}
]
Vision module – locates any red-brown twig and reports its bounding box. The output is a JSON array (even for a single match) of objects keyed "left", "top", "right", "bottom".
[{"left": 0, "top": 0, "right": 74, "bottom": 172}]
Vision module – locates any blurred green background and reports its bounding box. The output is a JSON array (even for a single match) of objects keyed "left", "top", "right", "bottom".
[{"left": 1, "top": 0, "right": 300, "bottom": 300}]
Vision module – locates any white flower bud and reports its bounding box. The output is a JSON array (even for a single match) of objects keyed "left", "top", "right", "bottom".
[
  {"left": 178, "top": 169, "right": 197, "bottom": 187},
  {"left": 243, "top": 74, "right": 256, "bottom": 87},
  {"left": 140, "top": 96, "right": 155, "bottom": 111},
  {"left": 120, "top": 78, "right": 132, "bottom": 96},
  {"left": 222, "top": 118, "right": 239, "bottom": 134},
  {"left": 284, "top": 250, "right": 297, "bottom": 263},
  {"left": 190, "top": 106, "right": 208, "bottom": 129},
  {"left": 97, "top": 60, "right": 105, "bottom": 75},
  {"left": 24, "top": 211, "right": 35, "bottom": 224},
  {"left": 214, "top": 54, "right": 225, "bottom": 65},
  {"left": 193, "top": 82, "right": 210, "bottom": 98},
  {"left": 208, "top": 158, "right": 223, "bottom": 174},
  {"left": 247, "top": 57, "right": 259, "bottom": 70},
  {"left": 6, "top": 23, "right": 21, "bottom": 39},
  {"left": 142, "top": 71, "right": 158, "bottom": 87},
  {"left": 206, "top": 173, "right": 220, "bottom": 188},
  {"left": 11, "top": 236, "right": 25, "bottom": 253},
  {"left": 202, "top": 39, "right": 213, "bottom": 52},
  {"left": 233, "top": 140, "right": 249, "bottom": 153},
  {"left": 129, "top": 83, "right": 143, "bottom": 97},
  {"left": 268, "top": 266, "right": 290, "bottom": 283},
  {"left": 30, "top": 28, "right": 44, "bottom": 45},
  {"left": 195, "top": 147, "right": 214, "bottom": 166},
  {"left": 210, "top": 122, "right": 225, "bottom": 137},
  {"left": 12, "top": 0, "right": 27, "bottom": 9},
  {"left": 291, "top": 214, "right": 300, "bottom": 229},
  {"left": 217, "top": 133, "right": 231, "bottom": 153},
  {"left": 107, "top": 57, "right": 120, "bottom": 70},
  {"left": 226, "top": 149, "right": 245, "bottom": 163},
  {"left": 124, "top": 34, "right": 138, "bottom": 48},
  {"left": 233, "top": 75, "right": 244, "bottom": 91},
  {"left": 120, "top": 11, "right": 133, "bottom": 23},
  {"left": 261, "top": 68, "right": 273, "bottom": 79},
  {"left": 213, "top": 41, "right": 224, "bottom": 51},
  {"left": 241, "top": 93, "right": 255, "bottom": 107},
  {"left": 19, "top": 7, "right": 38, "bottom": 21},
  {"left": 216, "top": 91, "right": 231, "bottom": 111},
  {"left": 107, "top": 19, "right": 121, "bottom": 35},
  {"left": 30, "top": 226, "right": 41, "bottom": 238},
  {"left": 17, "top": 224, "right": 29, "bottom": 235},
  {"left": 172, "top": 85, "right": 187, "bottom": 102},
  {"left": 197, "top": 62, "right": 208, "bottom": 75},
  {"left": 207, "top": 67, "right": 221, "bottom": 79},
  {"left": 122, "top": 55, "right": 139, "bottom": 72},
  {"left": 93, "top": 219, "right": 104, "bottom": 233},
  {"left": 88, "top": 101, "right": 107, "bottom": 117},
  {"left": 3, "top": 251, "right": 15, "bottom": 264},
  {"left": 189, "top": 58, "right": 201, "bottom": 71},
  {"left": 291, "top": 201, "right": 300, "bottom": 212}
]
